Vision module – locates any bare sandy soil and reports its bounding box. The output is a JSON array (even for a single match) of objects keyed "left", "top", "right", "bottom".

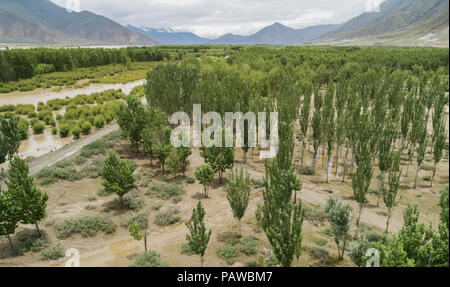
[{"left": 0, "top": 129, "right": 447, "bottom": 267}]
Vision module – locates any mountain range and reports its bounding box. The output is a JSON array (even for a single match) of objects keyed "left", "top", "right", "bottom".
[
  {"left": 0, "top": 0, "right": 158, "bottom": 45},
  {"left": 316, "top": 0, "right": 449, "bottom": 46},
  {"left": 127, "top": 26, "right": 209, "bottom": 45},
  {"left": 0, "top": 0, "right": 448, "bottom": 46}
]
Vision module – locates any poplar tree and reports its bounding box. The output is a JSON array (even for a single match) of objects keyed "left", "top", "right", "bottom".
[
  {"left": 195, "top": 164, "right": 214, "bottom": 198},
  {"left": 101, "top": 150, "right": 136, "bottom": 207},
  {"left": 6, "top": 156, "right": 48, "bottom": 237},
  {"left": 383, "top": 152, "right": 401, "bottom": 233},
  {"left": 325, "top": 196, "right": 353, "bottom": 259},
  {"left": 311, "top": 87, "right": 323, "bottom": 173},
  {"left": 352, "top": 113, "right": 374, "bottom": 237},
  {"left": 431, "top": 117, "right": 447, "bottom": 187},
  {"left": 185, "top": 201, "right": 212, "bottom": 267},
  {"left": 0, "top": 188, "right": 20, "bottom": 250},
  {"left": 377, "top": 128, "right": 394, "bottom": 207},
  {"left": 413, "top": 119, "right": 427, "bottom": 189},
  {"left": 225, "top": 168, "right": 251, "bottom": 236},
  {"left": 256, "top": 115, "right": 304, "bottom": 267},
  {"left": 299, "top": 81, "right": 312, "bottom": 167},
  {"left": 0, "top": 115, "right": 21, "bottom": 164},
  {"left": 323, "top": 83, "right": 335, "bottom": 183},
  {"left": 116, "top": 95, "right": 149, "bottom": 153}
]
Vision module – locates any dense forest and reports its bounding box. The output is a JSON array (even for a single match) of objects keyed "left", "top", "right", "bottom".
[{"left": 0, "top": 47, "right": 169, "bottom": 82}]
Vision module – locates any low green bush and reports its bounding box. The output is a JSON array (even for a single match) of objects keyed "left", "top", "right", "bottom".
[
  {"left": 146, "top": 183, "right": 184, "bottom": 200},
  {"left": 216, "top": 244, "right": 238, "bottom": 265},
  {"left": 41, "top": 244, "right": 64, "bottom": 260},
  {"left": 129, "top": 250, "right": 169, "bottom": 267},
  {"left": 54, "top": 215, "right": 116, "bottom": 239},
  {"left": 239, "top": 236, "right": 258, "bottom": 255},
  {"left": 298, "top": 166, "right": 315, "bottom": 175},
  {"left": 154, "top": 206, "right": 181, "bottom": 226},
  {"left": 32, "top": 122, "right": 45, "bottom": 134}
]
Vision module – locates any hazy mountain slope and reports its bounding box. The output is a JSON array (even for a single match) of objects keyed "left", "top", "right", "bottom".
[
  {"left": 0, "top": 0, "right": 158, "bottom": 45},
  {"left": 127, "top": 26, "right": 208, "bottom": 45},
  {"left": 208, "top": 22, "right": 340, "bottom": 45},
  {"left": 318, "top": 0, "right": 449, "bottom": 46},
  {"left": 0, "top": 7, "right": 67, "bottom": 43}
]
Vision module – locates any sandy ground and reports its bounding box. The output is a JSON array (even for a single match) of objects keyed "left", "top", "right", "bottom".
[{"left": 0, "top": 132, "right": 447, "bottom": 267}]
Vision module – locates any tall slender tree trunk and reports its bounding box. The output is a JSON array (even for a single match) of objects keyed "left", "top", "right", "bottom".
[
  {"left": 413, "top": 163, "right": 420, "bottom": 189},
  {"left": 301, "top": 142, "right": 306, "bottom": 167},
  {"left": 385, "top": 209, "right": 392, "bottom": 234},
  {"left": 377, "top": 171, "right": 384, "bottom": 207},
  {"left": 355, "top": 203, "right": 364, "bottom": 238},
  {"left": 238, "top": 219, "right": 242, "bottom": 237},
  {"left": 430, "top": 162, "right": 437, "bottom": 187},
  {"left": 144, "top": 230, "right": 148, "bottom": 251},
  {"left": 7, "top": 234, "right": 14, "bottom": 250},
  {"left": 200, "top": 256, "right": 204, "bottom": 267},
  {"left": 322, "top": 144, "right": 326, "bottom": 168},
  {"left": 348, "top": 153, "right": 355, "bottom": 181},
  {"left": 335, "top": 144, "right": 341, "bottom": 177},
  {"left": 35, "top": 223, "right": 41, "bottom": 237},
  {"left": 326, "top": 154, "right": 332, "bottom": 183},
  {"left": 312, "top": 150, "right": 318, "bottom": 172},
  {"left": 342, "top": 145, "right": 349, "bottom": 182}
]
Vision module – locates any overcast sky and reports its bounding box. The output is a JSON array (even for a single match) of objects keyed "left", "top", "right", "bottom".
[{"left": 50, "top": 0, "right": 385, "bottom": 38}]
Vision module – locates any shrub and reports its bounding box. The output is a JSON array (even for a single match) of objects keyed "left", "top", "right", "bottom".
[
  {"left": 81, "top": 121, "right": 92, "bottom": 135},
  {"left": 6, "top": 230, "right": 50, "bottom": 256},
  {"left": 72, "top": 125, "right": 82, "bottom": 139},
  {"left": 51, "top": 127, "right": 58, "bottom": 135},
  {"left": 152, "top": 201, "right": 163, "bottom": 211},
  {"left": 298, "top": 166, "right": 315, "bottom": 175},
  {"left": 146, "top": 183, "right": 184, "bottom": 200},
  {"left": 181, "top": 243, "right": 195, "bottom": 255},
  {"left": 107, "top": 191, "right": 144, "bottom": 211},
  {"left": 186, "top": 177, "right": 195, "bottom": 184},
  {"left": 54, "top": 216, "right": 116, "bottom": 239},
  {"left": 121, "top": 211, "right": 149, "bottom": 229},
  {"left": 154, "top": 206, "right": 181, "bottom": 226},
  {"left": 304, "top": 204, "right": 327, "bottom": 226},
  {"left": 246, "top": 258, "right": 258, "bottom": 267},
  {"left": 59, "top": 124, "right": 71, "bottom": 138},
  {"left": 172, "top": 195, "right": 182, "bottom": 204},
  {"left": 265, "top": 254, "right": 279, "bottom": 267},
  {"left": 421, "top": 165, "right": 436, "bottom": 172},
  {"left": 35, "top": 160, "right": 83, "bottom": 183},
  {"left": 309, "top": 247, "right": 331, "bottom": 264},
  {"left": 94, "top": 115, "right": 106, "bottom": 128},
  {"left": 316, "top": 238, "right": 328, "bottom": 246},
  {"left": 216, "top": 244, "right": 238, "bottom": 265},
  {"left": 129, "top": 250, "right": 169, "bottom": 267},
  {"left": 41, "top": 244, "right": 64, "bottom": 260},
  {"left": 239, "top": 236, "right": 258, "bottom": 255},
  {"left": 251, "top": 178, "right": 265, "bottom": 188},
  {"left": 32, "top": 122, "right": 45, "bottom": 134}
]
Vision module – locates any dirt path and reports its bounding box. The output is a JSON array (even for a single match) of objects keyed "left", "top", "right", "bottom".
[{"left": 28, "top": 123, "right": 119, "bottom": 175}]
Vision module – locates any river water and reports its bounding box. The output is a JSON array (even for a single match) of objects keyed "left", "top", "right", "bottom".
[
  {"left": 0, "top": 80, "right": 146, "bottom": 106},
  {"left": 0, "top": 80, "right": 146, "bottom": 161}
]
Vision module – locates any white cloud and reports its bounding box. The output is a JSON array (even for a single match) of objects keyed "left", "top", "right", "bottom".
[{"left": 50, "top": 0, "right": 386, "bottom": 38}]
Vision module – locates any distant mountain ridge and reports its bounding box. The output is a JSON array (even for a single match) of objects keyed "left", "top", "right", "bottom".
[
  {"left": 127, "top": 25, "right": 209, "bottom": 45},
  {"left": 207, "top": 22, "right": 341, "bottom": 45},
  {"left": 317, "top": 0, "right": 449, "bottom": 46},
  {"left": 0, "top": 0, "right": 158, "bottom": 45}
]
